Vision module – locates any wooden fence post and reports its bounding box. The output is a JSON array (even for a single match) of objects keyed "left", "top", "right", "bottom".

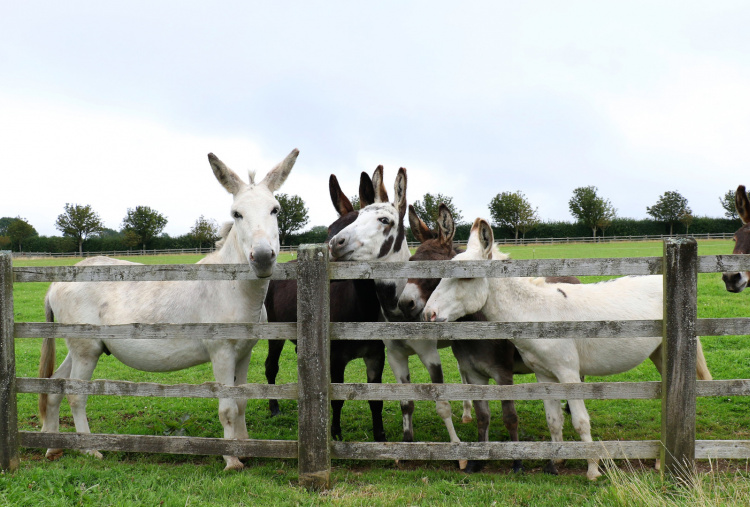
[
  {"left": 296, "top": 244, "right": 331, "bottom": 490},
  {"left": 661, "top": 238, "right": 697, "bottom": 481},
  {"left": 0, "top": 251, "right": 20, "bottom": 472}
]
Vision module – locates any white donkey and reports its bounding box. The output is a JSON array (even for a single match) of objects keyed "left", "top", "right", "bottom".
[
  {"left": 423, "top": 218, "right": 712, "bottom": 480},
  {"left": 39, "top": 149, "right": 299, "bottom": 471},
  {"left": 327, "top": 167, "right": 470, "bottom": 463}
]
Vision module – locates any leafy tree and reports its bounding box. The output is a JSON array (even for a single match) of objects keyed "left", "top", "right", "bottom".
[
  {"left": 276, "top": 193, "right": 309, "bottom": 246},
  {"left": 121, "top": 206, "right": 168, "bottom": 250},
  {"left": 0, "top": 217, "right": 15, "bottom": 236},
  {"left": 412, "top": 193, "right": 464, "bottom": 230},
  {"left": 720, "top": 190, "right": 740, "bottom": 221},
  {"left": 6, "top": 217, "right": 38, "bottom": 252},
  {"left": 349, "top": 195, "right": 361, "bottom": 211},
  {"left": 568, "top": 186, "right": 617, "bottom": 238},
  {"left": 488, "top": 191, "right": 539, "bottom": 240},
  {"left": 189, "top": 215, "right": 220, "bottom": 249},
  {"left": 646, "top": 191, "right": 692, "bottom": 235},
  {"left": 680, "top": 211, "right": 694, "bottom": 234},
  {"left": 54, "top": 203, "right": 104, "bottom": 255}
]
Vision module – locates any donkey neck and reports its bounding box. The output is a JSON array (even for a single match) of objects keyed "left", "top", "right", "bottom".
[{"left": 374, "top": 237, "right": 411, "bottom": 321}]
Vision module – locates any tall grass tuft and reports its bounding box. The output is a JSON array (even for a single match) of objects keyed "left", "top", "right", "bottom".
[{"left": 597, "top": 458, "right": 750, "bottom": 506}]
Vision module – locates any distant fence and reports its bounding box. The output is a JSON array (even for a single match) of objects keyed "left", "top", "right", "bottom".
[
  {"left": 10, "top": 232, "right": 735, "bottom": 259},
  {"left": 3, "top": 241, "right": 750, "bottom": 490}
]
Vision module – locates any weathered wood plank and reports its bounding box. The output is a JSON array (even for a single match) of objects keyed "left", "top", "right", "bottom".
[
  {"left": 698, "top": 254, "right": 750, "bottom": 274},
  {"left": 696, "top": 379, "right": 750, "bottom": 397},
  {"left": 696, "top": 318, "right": 750, "bottom": 337},
  {"left": 0, "top": 252, "right": 19, "bottom": 472},
  {"left": 331, "top": 381, "right": 662, "bottom": 400},
  {"left": 661, "top": 238, "right": 697, "bottom": 479},
  {"left": 12, "top": 263, "right": 298, "bottom": 283},
  {"left": 329, "top": 257, "right": 663, "bottom": 279},
  {"left": 14, "top": 322, "right": 296, "bottom": 340},
  {"left": 695, "top": 440, "right": 750, "bottom": 459},
  {"left": 331, "top": 441, "right": 661, "bottom": 460},
  {"left": 19, "top": 432, "right": 297, "bottom": 458},
  {"left": 296, "top": 245, "right": 331, "bottom": 490},
  {"left": 16, "top": 378, "right": 298, "bottom": 399},
  {"left": 331, "top": 320, "right": 663, "bottom": 340}
]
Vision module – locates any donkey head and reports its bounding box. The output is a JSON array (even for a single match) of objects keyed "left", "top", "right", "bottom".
[
  {"left": 208, "top": 149, "right": 298, "bottom": 277},
  {"left": 398, "top": 204, "right": 460, "bottom": 320},
  {"left": 328, "top": 166, "right": 410, "bottom": 320},
  {"left": 423, "top": 218, "right": 494, "bottom": 323},
  {"left": 328, "top": 166, "right": 408, "bottom": 261},
  {"left": 326, "top": 171, "right": 375, "bottom": 242},
  {"left": 723, "top": 185, "right": 750, "bottom": 293}
]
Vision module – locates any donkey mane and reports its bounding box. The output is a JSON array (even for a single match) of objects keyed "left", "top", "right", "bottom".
[{"left": 215, "top": 222, "right": 234, "bottom": 249}]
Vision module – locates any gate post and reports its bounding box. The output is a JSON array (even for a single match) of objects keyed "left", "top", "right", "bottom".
[
  {"left": 0, "top": 251, "right": 20, "bottom": 472},
  {"left": 296, "top": 244, "right": 331, "bottom": 490},
  {"left": 661, "top": 238, "right": 697, "bottom": 481}
]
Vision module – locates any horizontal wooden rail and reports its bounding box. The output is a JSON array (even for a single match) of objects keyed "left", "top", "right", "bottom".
[
  {"left": 14, "top": 322, "right": 296, "bottom": 340},
  {"left": 12, "top": 263, "right": 298, "bottom": 283},
  {"left": 16, "top": 378, "right": 298, "bottom": 399},
  {"left": 16, "top": 378, "right": 750, "bottom": 402},
  {"left": 15, "top": 318, "right": 750, "bottom": 342},
  {"left": 19, "top": 432, "right": 298, "bottom": 458}
]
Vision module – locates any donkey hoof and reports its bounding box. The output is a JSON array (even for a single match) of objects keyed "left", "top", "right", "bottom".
[
  {"left": 512, "top": 460, "right": 524, "bottom": 474},
  {"left": 543, "top": 460, "right": 559, "bottom": 475},
  {"left": 464, "top": 460, "right": 485, "bottom": 474},
  {"left": 45, "top": 448, "right": 64, "bottom": 461},
  {"left": 83, "top": 450, "right": 103, "bottom": 460},
  {"left": 462, "top": 415, "right": 473, "bottom": 424},
  {"left": 458, "top": 459, "right": 468, "bottom": 470},
  {"left": 223, "top": 457, "right": 245, "bottom": 471},
  {"left": 587, "top": 469, "right": 602, "bottom": 481}
]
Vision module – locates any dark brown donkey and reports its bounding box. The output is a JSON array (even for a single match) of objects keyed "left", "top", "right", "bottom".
[
  {"left": 264, "top": 172, "right": 387, "bottom": 442},
  {"left": 723, "top": 184, "right": 750, "bottom": 293},
  {"left": 400, "top": 204, "right": 580, "bottom": 473}
]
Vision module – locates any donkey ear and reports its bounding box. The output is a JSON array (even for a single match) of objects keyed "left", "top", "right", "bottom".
[
  {"left": 359, "top": 171, "right": 375, "bottom": 208},
  {"left": 736, "top": 185, "right": 750, "bottom": 224},
  {"left": 208, "top": 153, "right": 246, "bottom": 195},
  {"left": 329, "top": 175, "right": 354, "bottom": 217},
  {"left": 372, "top": 165, "right": 389, "bottom": 203},
  {"left": 259, "top": 148, "right": 299, "bottom": 192},
  {"left": 436, "top": 203, "right": 455, "bottom": 244},
  {"left": 469, "top": 218, "right": 494, "bottom": 259},
  {"left": 409, "top": 204, "right": 434, "bottom": 243},
  {"left": 394, "top": 167, "right": 407, "bottom": 222}
]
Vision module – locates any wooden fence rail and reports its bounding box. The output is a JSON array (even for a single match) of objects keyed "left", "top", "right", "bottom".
[{"left": 3, "top": 242, "right": 750, "bottom": 489}]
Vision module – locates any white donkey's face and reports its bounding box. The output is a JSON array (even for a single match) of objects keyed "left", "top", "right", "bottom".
[
  {"left": 328, "top": 166, "right": 409, "bottom": 262},
  {"left": 208, "top": 149, "right": 299, "bottom": 277},
  {"left": 423, "top": 218, "right": 494, "bottom": 323}
]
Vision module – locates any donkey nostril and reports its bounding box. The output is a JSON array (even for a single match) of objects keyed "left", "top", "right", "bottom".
[
  {"left": 407, "top": 300, "right": 415, "bottom": 309},
  {"left": 337, "top": 237, "right": 346, "bottom": 246}
]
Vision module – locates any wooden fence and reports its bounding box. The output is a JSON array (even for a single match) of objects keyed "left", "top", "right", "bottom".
[{"left": 3, "top": 239, "right": 750, "bottom": 490}]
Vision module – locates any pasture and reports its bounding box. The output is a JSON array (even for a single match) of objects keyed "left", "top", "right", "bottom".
[{"left": 3, "top": 240, "right": 750, "bottom": 505}]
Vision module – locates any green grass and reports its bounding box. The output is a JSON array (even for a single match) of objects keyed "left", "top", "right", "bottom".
[{"left": 4, "top": 240, "right": 750, "bottom": 505}]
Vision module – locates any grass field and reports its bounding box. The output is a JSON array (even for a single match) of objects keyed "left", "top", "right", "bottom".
[{"left": 3, "top": 240, "right": 750, "bottom": 506}]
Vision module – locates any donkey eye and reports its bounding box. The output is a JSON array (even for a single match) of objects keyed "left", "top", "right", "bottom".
[
  {"left": 378, "top": 217, "right": 391, "bottom": 225},
  {"left": 271, "top": 207, "right": 280, "bottom": 216},
  {"left": 233, "top": 211, "right": 243, "bottom": 220}
]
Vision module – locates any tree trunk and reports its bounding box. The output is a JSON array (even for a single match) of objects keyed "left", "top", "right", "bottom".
[{"left": 78, "top": 238, "right": 83, "bottom": 256}]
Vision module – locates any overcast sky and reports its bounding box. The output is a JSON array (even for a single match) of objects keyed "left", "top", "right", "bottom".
[{"left": 2, "top": 2, "right": 750, "bottom": 237}]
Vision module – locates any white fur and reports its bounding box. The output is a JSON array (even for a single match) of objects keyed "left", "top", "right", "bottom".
[
  {"left": 424, "top": 220, "right": 669, "bottom": 480},
  {"left": 41, "top": 149, "right": 298, "bottom": 470}
]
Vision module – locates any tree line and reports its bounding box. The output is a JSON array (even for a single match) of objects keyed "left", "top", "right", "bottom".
[{"left": 1, "top": 188, "right": 742, "bottom": 253}]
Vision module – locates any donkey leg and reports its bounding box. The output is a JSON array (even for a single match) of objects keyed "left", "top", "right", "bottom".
[
  {"left": 418, "top": 346, "right": 465, "bottom": 469},
  {"left": 330, "top": 355, "right": 347, "bottom": 441},
  {"left": 464, "top": 399, "right": 490, "bottom": 474},
  {"left": 458, "top": 368, "right": 473, "bottom": 424},
  {"left": 492, "top": 365, "right": 522, "bottom": 473},
  {"left": 536, "top": 373, "right": 565, "bottom": 476},
  {"left": 232, "top": 352, "right": 252, "bottom": 443},
  {"left": 66, "top": 350, "right": 103, "bottom": 459},
  {"left": 264, "top": 340, "right": 285, "bottom": 417},
  {"left": 42, "top": 353, "right": 73, "bottom": 460},
  {"left": 386, "top": 347, "right": 415, "bottom": 442},
  {"left": 363, "top": 346, "right": 387, "bottom": 442},
  {"left": 210, "top": 349, "right": 244, "bottom": 471}
]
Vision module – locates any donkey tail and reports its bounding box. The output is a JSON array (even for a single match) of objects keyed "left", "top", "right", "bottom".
[
  {"left": 38, "top": 295, "right": 56, "bottom": 420},
  {"left": 696, "top": 337, "right": 712, "bottom": 381}
]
